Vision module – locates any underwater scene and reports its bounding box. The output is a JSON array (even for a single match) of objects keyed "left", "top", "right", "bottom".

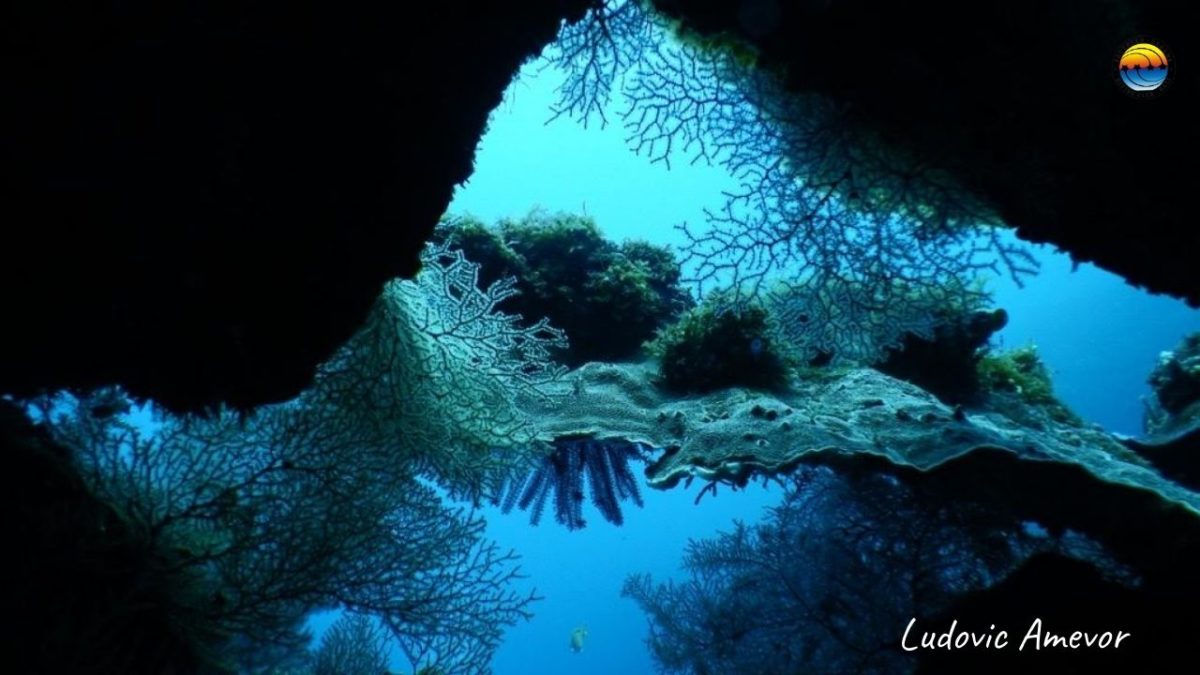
[{"left": 6, "top": 1, "right": 1200, "bottom": 674}]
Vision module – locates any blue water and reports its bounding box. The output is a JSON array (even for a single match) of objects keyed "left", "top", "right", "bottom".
[
  {"left": 412, "top": 55, "right": 1200, "bottom": 673},
  {"left": 990, "top": 253, "right": 1198, "bottom": 436},
  {"left": 481, "top": 483, "right": 780, "bottom": 674}
]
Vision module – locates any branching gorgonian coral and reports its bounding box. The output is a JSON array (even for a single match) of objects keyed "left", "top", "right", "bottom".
[
  {"left": 622, "top": 466, "right": 1085, "bottom": 674},
  {"left": 38, "top": 390, "right": 537, "bottom": 675},
  {"left": 550, "top": 1, "right": 1038, "bottom": 363},
  {"left": 313, "top": 614, "right": 390, "bottom": 675},
  {"left": 312, "top": 241, "right": 568, "bottom": 501},
  {"left": 33, "top": 243, "right": 568, "bottom": 673},
  {"left": 434, "top": 212, "right": 694, "bottom": 365}
]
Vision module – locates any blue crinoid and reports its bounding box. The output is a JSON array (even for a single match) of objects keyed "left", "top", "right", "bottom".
[{"left": 496, "top": 437, "right": 649, "bottom": 530}]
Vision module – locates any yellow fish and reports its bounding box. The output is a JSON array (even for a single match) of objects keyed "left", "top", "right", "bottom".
[{"left": 569, "top": 625, "right": 589, "bottom": 653}]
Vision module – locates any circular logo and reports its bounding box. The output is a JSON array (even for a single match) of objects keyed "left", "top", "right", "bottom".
[{"left": 1119, "top": 43, "right": 1169, "bottom": 92}]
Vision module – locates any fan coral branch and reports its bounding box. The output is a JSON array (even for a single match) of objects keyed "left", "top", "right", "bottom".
[
  {"left": 622, "top": 466, "right": 1123, "bottom": 674},
  {"left": 313, "top": 241, "right": 569, "bottom": 501},
  {"left": 549, "top": 1, "right": 1040, "bottom": 364},
  {"left": 40, "top": 389, "right": 540, "bottom": 674}
]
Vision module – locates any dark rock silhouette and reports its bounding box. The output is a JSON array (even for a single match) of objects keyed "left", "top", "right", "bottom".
[
  {"left": 876, "top": 308, "right": 1009, "bottom": 404},
  {"left": 1, "top": 0, "right": 591, "bottom": 413}
]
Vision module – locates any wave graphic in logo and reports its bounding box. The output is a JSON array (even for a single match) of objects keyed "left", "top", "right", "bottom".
[{"left": 1119, "top": 43, "right": 1168, "bottom": 92}]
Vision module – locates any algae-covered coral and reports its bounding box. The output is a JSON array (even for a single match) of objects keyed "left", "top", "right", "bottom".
[
  {"left": 875, "top": 305, "right": 1009, "bottom": 404},
  {"left": 435, "top": 211, "right": 692, "bottom": 365},
  {"left": 977, "top": 344, "right": 1080, "bottom": 425},
  {"left": 649, "top": 301, "right": 794, "bottom": 394},
  {"left": 1144, "top": 332, "right": 1200, "bottom": 435}
]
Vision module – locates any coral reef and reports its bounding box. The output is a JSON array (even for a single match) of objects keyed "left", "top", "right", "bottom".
[
  {"left": 875, "top": 307, "right": 1009, "bottom": 404},
  {"left": 629, "top": 446, "right": 1200, "bottom": 674},
  {"left": 6, "top": 400, "right": 213, "bottom": 673},
  {"left": 550, "top": 1, "right": 1039, "bottom": 366},
  {"left": 518, "top": 362, "right": 1157, "bottom": 500},
  {"left": 1122, "top": 424, "right": 1200, "bottom": 493},
  {"left": 495, "top": 436, "right": 648, "bottom": 530},
  {"left": 436, "top": 212, "right": 693, "bottom": 366},
  {"left": 977, "top": 345, "right": 1080, "bottom": 425},
  {"left": 7, "top": 3, "right": 1197, "bottom": 673},
  {"left": 312, "top": 614, "right": 390, "bottom": 675},
  {"left": 36, "top": 389, "right": 537, "bottom": 674},
  {"left": 1122, "top": 333, "right": 1200, "bottom": 491},
  {"left": 623, "top": 466, "right": 1115, "bottom": 674},
  {"left": 1144, "top": 332, "right": 1200, "bottom": 435},
  {"left": 16, "top": 243, "right": 565, "bottom": 673},
  {"left": 650, "top": 302, "right": 793, "bottom": 394},
  {"left": 764, "top": 279, "right": 961, "bottom": 367},
  {"left": 317, "top": 242, "right": 568, "bottom": 500},
  {"left": 515, "top": 360, "right": 1200, "bottom": 668}
]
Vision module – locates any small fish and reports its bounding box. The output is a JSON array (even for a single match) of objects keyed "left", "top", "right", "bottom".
[{"left": 569, "top": 625, "right": 589, "bottom": 653}]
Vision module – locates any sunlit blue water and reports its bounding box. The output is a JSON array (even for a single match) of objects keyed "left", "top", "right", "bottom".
[{"left": 481, "top": 482, "right": 780, "bottom": 674}]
